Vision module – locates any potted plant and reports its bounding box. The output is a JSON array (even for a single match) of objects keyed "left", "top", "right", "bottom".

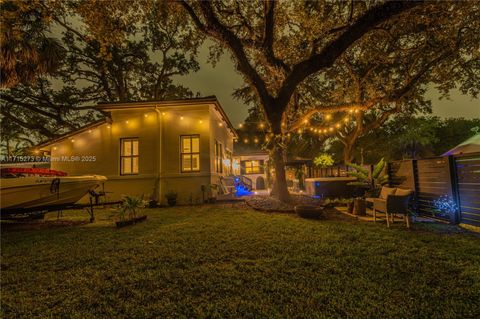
[
  {"left": 165, "top": 190, "right": 178, "bottom": 207},
  {"left": 433, "top": 195, "right": 458, "bottom": 223},
  {"left": 347, "top": 158, "right": 389, "bottom": 198},
  {"left": 116, "top": 195, "right": 147, "bottom": 228}
]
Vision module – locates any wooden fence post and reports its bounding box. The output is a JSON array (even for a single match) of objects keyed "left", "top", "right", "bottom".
[
  {"left": 412, "top": 159, "right": 419, "bottom": 217},
  {"left": 447, "top": 155, "right": 461, "bottom": 224}
]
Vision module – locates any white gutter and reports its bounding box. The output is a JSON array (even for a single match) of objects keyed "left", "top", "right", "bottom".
[{"left": 154, "top": 107, "right": 163, "bottom": 203}]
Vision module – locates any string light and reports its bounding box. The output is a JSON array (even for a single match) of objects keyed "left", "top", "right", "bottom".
[
  {"left": 71, "top": 139, "right": 75, "bottom": 143},
  {"left": 88, "top": 129, "right": 92, "bottom": 133},
  {"left": 335, "top": 123, "right": 340, "bottom": 128},
  {"left": 325, "top": 114, "right": 332, "bottom": 120},
  {"left": 254, "top": 138, "right": 259, "bottom": 143},
  {"left": 180, "top": 116, "right": 184, "bottom": 120},
  {"left": 218, "top": 122, "right": 223, "bottom": 127},
  {"left": 162, "top": 112, "right": 166, "bottom": 116},
  {"left": 107, "top": 125, "right": 111, "bottom": 129},
  {"left": 125, "top": 120, "right": 129, "bottom": 124},
  {"left": 244, "top": 138, "right": 249, "bottom": 143},
  {"left": 239, "top": 123, "right": 243, "bottom": 128},
  {"left": 354, "top": 109, "right": 359, "bottom": 113},
  {"left": 259, "top": 123, "right": 265, "bottom": 129},
  {"left": 144, "top": 114, "right": 149, "bottom": 118},
  {"left": 53, "top": 147, "right": 57, "bottom": 150},
  {"left": 199, "top": 120, "right": 203, "bottom": 124}
]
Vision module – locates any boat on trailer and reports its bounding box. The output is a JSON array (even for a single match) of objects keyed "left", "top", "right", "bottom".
[{"left": 0, "top": 168, "right": 107, "bottom": 216}]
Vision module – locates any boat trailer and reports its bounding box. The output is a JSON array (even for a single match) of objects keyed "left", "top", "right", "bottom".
[{"left": 1, "top": 191, "right": 121, "bottom": 222}]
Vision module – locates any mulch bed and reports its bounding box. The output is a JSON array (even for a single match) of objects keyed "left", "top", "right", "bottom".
[
  {"left": 245, "top": 195, "right": 355, "bottom": 222},
  {"left": 246, "top": 194, "right": 323, "bottom": 213}
]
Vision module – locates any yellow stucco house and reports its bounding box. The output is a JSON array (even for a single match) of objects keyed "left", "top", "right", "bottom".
[{"left": 37, "top": 96, "right": 237, "bottom": 205}]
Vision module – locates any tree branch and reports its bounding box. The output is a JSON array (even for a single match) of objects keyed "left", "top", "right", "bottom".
[{"left": 277, "top": 1, "right": 422, "bottom": 107}]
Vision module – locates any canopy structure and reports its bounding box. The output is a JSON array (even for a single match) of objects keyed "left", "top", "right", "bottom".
[{"left": 442, "top": 133, "right": 480, "bottom": 156}]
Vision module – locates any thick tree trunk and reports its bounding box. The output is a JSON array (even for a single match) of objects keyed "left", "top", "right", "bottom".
[
  {"left": 268, "top": 114, "right": 290, "bottom": 202},
  {"left": 343, "top": 141, "right": 355, "bottom": 164},
  {"left": 270, "top": 144, "right": 290, "bottom": 202}
]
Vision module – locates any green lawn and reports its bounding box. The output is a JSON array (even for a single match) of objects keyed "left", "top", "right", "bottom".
[{"left": 1, "top": 205, "right": 479, "bottom": 318}]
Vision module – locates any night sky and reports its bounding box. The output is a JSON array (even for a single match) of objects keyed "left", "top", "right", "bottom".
[{"left": 175, "top": 42, "right": 480, "bottom": 127}]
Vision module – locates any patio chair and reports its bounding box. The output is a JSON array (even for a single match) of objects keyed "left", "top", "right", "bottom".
[{"left": 373, "top": 188, "right": 413, "bottom": 228}]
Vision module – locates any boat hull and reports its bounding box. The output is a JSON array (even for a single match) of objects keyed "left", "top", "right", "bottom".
[{"left": 0, "top": 175, "right": 107, "bottom": 211}]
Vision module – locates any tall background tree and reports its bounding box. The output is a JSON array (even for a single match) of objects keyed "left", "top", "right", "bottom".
[{"left": 0, "top": 0, "right": 203, "bottom": 150}]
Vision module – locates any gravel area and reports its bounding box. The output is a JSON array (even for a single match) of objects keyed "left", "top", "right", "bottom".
[{"left": 245, "top": 194, "right": 324, "bottom": 213}]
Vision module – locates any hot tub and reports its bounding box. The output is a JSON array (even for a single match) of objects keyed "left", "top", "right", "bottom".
[{"left": 305, "top": 177, "right": 361, "bottom": 198}]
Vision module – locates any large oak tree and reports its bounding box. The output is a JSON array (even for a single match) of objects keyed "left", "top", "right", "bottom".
[{"left": 178, "top": 0, "right": 448, "bottom": 201}]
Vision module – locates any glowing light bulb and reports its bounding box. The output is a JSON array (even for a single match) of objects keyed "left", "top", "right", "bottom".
[
  {"left": 88, "top": 129, "right": 92, "bottom": 133},
  {"left": 199, "top": 120, "right": 203, "bottom": 124},
  {"left": 218, "top": 122, "right": 223, "bottom": 127},
  {"left": 162, "top": 112, "right": 166, "bottom": 116},
  {"left": 323, "top": 129, "right": 327, "bottom": 133},
  {"left": 180, "top": 116, "right": 184, "bottom": 120},
  {"left": 329, "top": 127, "right": 334, "bottom": 132},
  {"left": 303, "top": 119, "right": 308, "bottom": 124},
  {"left": 254, "top": 138, "right": 259, "bottom": 143},
  {"left": 259, "top": 123, "right": 265, "bottom": 129},
  {"left": 53, "top": 146, "right": 57, "bottom": 150},
  {"left": 244, "top": 139, "right": 249, "bottom": 143},
  {"left": 348, "top": 109, "right": 353, "bottom": 113},
  {"left": 335, "top": 123, "right": 340, "bottom": 128},
  {"left": 344, "top": 117, "right": 349, "bottom": 123},
  {"left": 107, "top": 125, "right": 111, "bottom": 129},
  {"left": 297, "top": 129, "right": 302, "bottom": 134},
  {"left": 34, "top": 150, "right": 39, "bottom": 154},
  {"left": 239, "top": 123, "right": 243, "bottom": 128},
  {"left": 354, "top": 109, "right": 359, "bottom": 113},
  {"left": 71, "top": 139, "right": 75, "bottom": 143},
  {"left": 325, "top": 114, "right": 332, "bottom": 120},
  {"left": 125, "top": 120, "right": 129, "bottom": 124}
]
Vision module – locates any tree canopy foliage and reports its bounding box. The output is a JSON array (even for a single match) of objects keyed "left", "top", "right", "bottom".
[{"left": 329, "top": 116, "right": 480, "bottom": 163}]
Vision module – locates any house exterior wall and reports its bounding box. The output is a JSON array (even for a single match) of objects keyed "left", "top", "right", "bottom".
[
  {"left": 42, "top": 101, "right": 235, "bottom": 205},
  {"left": 233, "top": 153, "right": 269, "bottom": 190},
  {"left": 209, "top": 107, "right": 234, "bottom": 186}
]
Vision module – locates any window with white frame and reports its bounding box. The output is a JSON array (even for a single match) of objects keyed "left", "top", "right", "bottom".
[
  {"left": 215, "top": 140, "right": 223, "bottom": 173},
  {"left": 120, "top": 138, "right": 139, "bottom": 175},
  {"left": 181, "top": 135, "right": 200, "bottom": 172}
]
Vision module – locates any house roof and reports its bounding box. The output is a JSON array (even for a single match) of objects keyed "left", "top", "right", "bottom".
[
  {"left": 35, "top": 118, "right": 109, "bottom": 149},
  {"left": 442, "top": 133, "right": 480, "bottom": 156},
  {"left": 97, "top": 96, "right": 237, "bottom": 137},
  {"left": 35, "top": 96, "right": 238, "bottom": 149}
]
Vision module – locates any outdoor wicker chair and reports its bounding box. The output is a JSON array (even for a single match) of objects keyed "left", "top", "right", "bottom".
[{"left": 373, "top": 188, "right": 413, "bottom": 228}]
